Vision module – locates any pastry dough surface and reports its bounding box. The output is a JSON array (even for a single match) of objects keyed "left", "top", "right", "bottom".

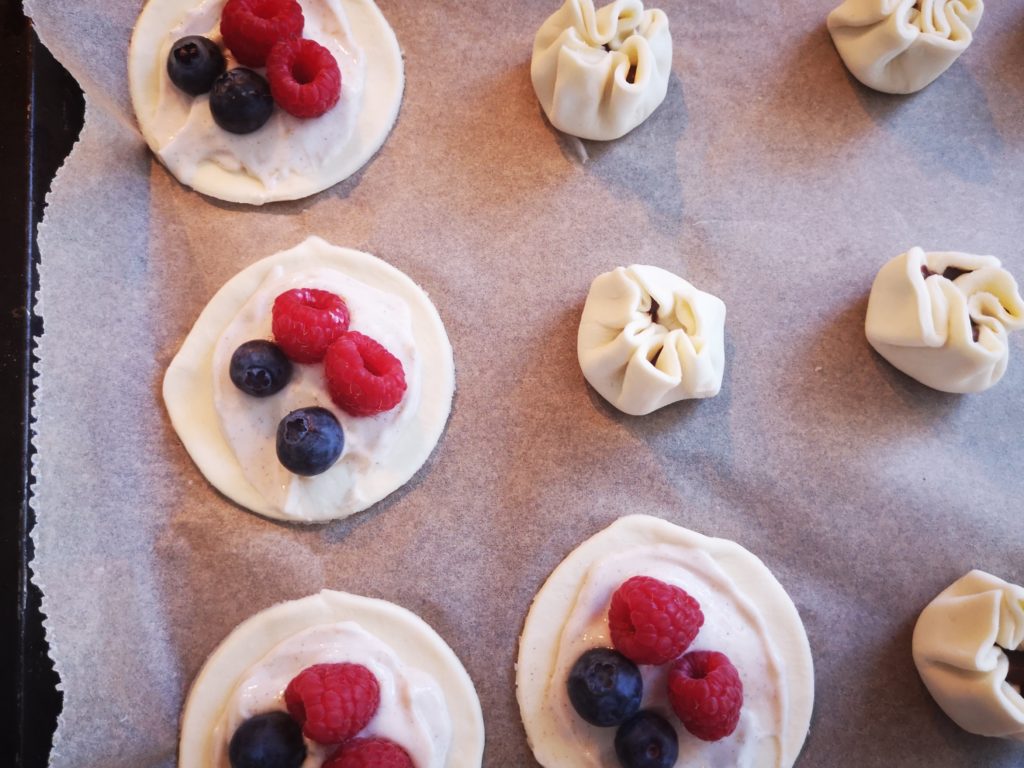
[
  {"left": 827, "top": 0, "right": 983, "bottom": 94},
  {"left": 163, "top": 236, "right": 455, "bottom": 522},
  {"left": 913, "top": 570, "right": 1024, "bottom": 741},
  {"left": 531, "top": 0, "right": 672, "bottom": 140}
]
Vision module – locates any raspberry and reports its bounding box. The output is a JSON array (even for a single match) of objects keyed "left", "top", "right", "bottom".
[
  {"left": 323, "top": 738, "right": 414, "bottom": 768},
  {"left": 221, "top": 0, "right": 304, "bottom": 67},
  {"left": 267, "top": 38, "right": 342, "bottom": 118},
  {"left": 324, "top": 332, "right": 407, "bottom": 417},
  {"left": 667, "top": 650, "right": 744, "bottom": 742},
  {"left": 284, "top": 663, "right": 379, "bottom": 745},
  {"left": 272, "top": 288, "right": 350, "bottom": 364},
  {"left": 608, "top": 576, "right": 704, "bottom": 665}
]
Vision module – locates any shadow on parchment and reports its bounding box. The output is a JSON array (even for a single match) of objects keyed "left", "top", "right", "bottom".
[
  {"left": 780, "top": 293, "right": 964, "bottom": 446},
  {"left": 574, "top": 302, "right": 740, "bottom": 535},
  {"left": 722, "top": 23, "right": 878, "bottom": 172},
  {"left": 851, "top": 61, "right": 1002, "bottom": 185},
  {"left": 537, "top": 72, "right": 688, "bottom": 238},
  {"left": 990, "top": 13, "right": 1024, "bottom": 114},
  {"left": 829, "top": 610, "right": 1024, "bottom": 765},
  {"left": 148, "top": 369, "right": 458, "bottom": 689}
]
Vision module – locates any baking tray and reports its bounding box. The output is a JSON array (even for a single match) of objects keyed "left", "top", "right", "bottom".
[{"left": 1, "top": 7, "right": 84, "bottom": 767}]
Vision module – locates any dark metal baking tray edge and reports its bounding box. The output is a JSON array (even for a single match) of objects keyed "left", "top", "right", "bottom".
[{"left": 2, "top": 4, "right": 85, "bottom": 766}]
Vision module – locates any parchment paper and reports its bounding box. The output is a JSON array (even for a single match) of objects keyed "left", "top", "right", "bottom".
[{"left": 24, "top": 0, "right": 1024, "bottom": 765}]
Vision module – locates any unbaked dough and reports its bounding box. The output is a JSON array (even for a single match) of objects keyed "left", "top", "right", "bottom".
[
  {"left": 912, "top": 570, "right": 1024, "bottom": 741},
  {"left": 179, "top": 590, "right": 485, "bottom": 767},
  {"left": 865, "top": 247, "right": 1024, "bottom": 393},
  {"left": 578, "top": 265, "right": 726, "bottom": 415},
  {"left": 531, "top": 0, "right": 672, "bottom": 141},
  {"left": 516, "top": 515, "right": 814, "bottom": 768},
  {"left": 163, "top": 236, "right": 455, "bottom": 522},
  {"left": 129, "top": 0, "right": 404, "bottom": 204},
  {"left": 827, "top": 0, "right": 983, "bottom": 94}
]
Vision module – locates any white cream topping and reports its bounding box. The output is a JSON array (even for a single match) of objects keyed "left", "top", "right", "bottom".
[
  {"left": 129, "top": 0, "right": 404, "bottom": 204},
  {"left": 179, "top": 591, "right": 485, "bottom": 768},
  {"left": 517, "top": 515, "right": 814, "bottom": 768},
  {"left": 210, "top": 622, "right": 451, "bottom": 768},
  {"left": 578, "top": 265, "right": 726, "bottom": 416},
  {"left": 531, "top": 0, "right": 672, "bottom": 141},
  {"left": 912, "top": 570, "right": 1024, "bottom": 741},
  {"left": 211, "top": 265, "right": 419, "bottom": 520},
  {"left": 551, "top": 547, "right": 785, "bottom": 766},
  {"left": 827, "top": 0, "right": 984, "bottom": 94},
  {"left": 153, "top": 0, "right": 365, "bottom": 191},
  {"left": 163, "top": 237, "right": 455, "bottom": 523},
  {"left": 865, "top": 247, "right": 1024, "bottom": 394}
]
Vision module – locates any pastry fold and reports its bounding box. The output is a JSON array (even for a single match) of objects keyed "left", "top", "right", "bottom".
[
  {"left": 913, "top": 570, "right": 1024, "bottom": 740},
  {"left": 578, "top": 265, "right": 726, "bottom": 415},
  {"left": 531, "top": 0, "right": 672, "bottom": 140},
  {"left": 827, "top": 0, "right": 983, "bottom": 94},
  {"left": 865, "top": 247, "right": 1024, "bottom": 393}
]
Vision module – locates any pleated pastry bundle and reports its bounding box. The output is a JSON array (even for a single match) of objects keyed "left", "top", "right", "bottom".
[
  {"left": 578, "top": 265, "right": 726, "bottom": 416},
  {"left": 531, "top": 0, "right": 672, "bottom": 141},
  {"left": 827, "top": 0, "right": 983, "bottom": 94},
  {"left": 865, "top": 247, "right": 1024, "bottom": 393},
  {"left": 913, "top": 570, "right": 1024, "bottom": 741}
]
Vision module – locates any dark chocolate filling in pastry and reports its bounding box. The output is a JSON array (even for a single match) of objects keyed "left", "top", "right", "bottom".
[
  {"left": 1006, "top": 648, "right": 1024, "bottom": 689},
  {"left": 920, "top": 265, "right": 972, "bottom": 281}
]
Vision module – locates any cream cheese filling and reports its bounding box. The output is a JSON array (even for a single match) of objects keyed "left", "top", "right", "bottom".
[
  {"left": 211, "top": 265, "right": 419, "bottom": 519},
  {"left": 210, "top": 622, "right": 451, "bottom": 768},
  {"left": 153, "top": 0, "right": 365, "bottom": 191},
  {"left": 179, "top": 591, "right": 485, "bottom": 767},
  {"left": 129, "top": 0, "right": 404, "bottom": 204},
  {"left": 517, "top": 515, "right": 814, "bottom": 768},
  {"left": 163, "top": 236, "right": 455, "bottom": 523}
]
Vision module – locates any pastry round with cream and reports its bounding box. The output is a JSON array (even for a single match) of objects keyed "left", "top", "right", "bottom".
[
  {"left": 531, "top": 0, "right": 672, "bottom": 141},
  {"left": 516, "top": 515, "right": 814, "bottom": 768},
  {"left": 179, "top": 590, "right": 485, "bottom": 767},
  {"left": 912, "top": 570, "right": 1024, "bottom": 741},
  {"left": 865, "top": 247, "right": 1024, "bottom": 393},
  {"left": 827, "top": 0, "right": 984, "bottom": 95},
  {"left": 163, "top": 236, "right": 455, "bottom": 523},
  {"left": 129, "top": 0, "right": 404, "bottom": 204},
  {"left": 578, "top": 265, "right": 726, "bottom": 416}
]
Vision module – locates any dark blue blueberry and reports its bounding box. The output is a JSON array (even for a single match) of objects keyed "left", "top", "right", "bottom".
[
  {"left": 567, "top": 648, "right": 643, "bottom": 727},
  {"left": 614, "top": 710, "right": 679, "bottom": 768},
  {"left": 228, "top": 711, "right": 306, "bottom": 768},
  {"left": 210, "top": 68, "right": 274, "bottom": 134},
  {"left": 167, "top": 36, "right": 226, "bottom": 96},
  {"left": 276, "top": 407, "right": 344, "bottom": 476},
  {"left": 230, "top": 340, "right": 292, "bottom": 397}
]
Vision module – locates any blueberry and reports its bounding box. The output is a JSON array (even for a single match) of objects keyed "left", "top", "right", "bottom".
[
  {"left": 167, "top": 36, "right": 226, "bottom": 96},
  {"left": 210, "top": 69, "right": 274, "bottom": 134},
  {"left": 567, "top": 648, "right": 643, "bottom": 727},
  {"left": 230, "top": 340, "right": 292, "bottom": 397},
  {"left": 228, "top": 711, "right": 306, "bottom": 768},
  {"left": 276, "top": 407, "right": 344, "bottom": 476},
  {"left": 614, "top": 711, "right": 679, "bottom": 768}
]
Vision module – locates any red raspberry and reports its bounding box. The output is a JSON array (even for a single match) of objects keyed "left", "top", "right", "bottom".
[
  {"left": 608, "top": 576, "right": 704, "bottom": 665},
  {"left": 324, "top": 738, "right": 414, "bottom": 768},
  {"left": 221, "top": 0, "right": 304, "bottom": 67},
  {"left": 267, "top": 38, "right": 342, "bottom": 118},
  {"left": 272, "top": 288, "right": 350, "bottom": 364},
  {"left": 284, "top": 663, "right": 379, "bottom": 745},
  {"left": 324, "top": 332, "right": 407, "bottom": 417},
  {"left": 668, "top": 650, "right": 744, "bottom": 741}
]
